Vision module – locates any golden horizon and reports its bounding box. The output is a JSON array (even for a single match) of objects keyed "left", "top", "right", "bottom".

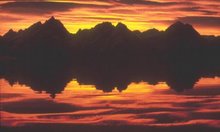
[
  {"left": 0, "top": 0, "right": 220, "bottom": 36},
  {"left": 1, "top": 16, "right": 220, "bottom": 36}
]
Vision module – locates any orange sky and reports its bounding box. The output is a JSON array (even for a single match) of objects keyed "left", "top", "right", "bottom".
[{"left": 0, "top": 0, "right": 220, "bottom": 35}]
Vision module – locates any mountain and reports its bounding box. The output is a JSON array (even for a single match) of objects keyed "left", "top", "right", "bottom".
[
  {"left": 0, "top": 35, "right": 2, "bottom": 43},
  {"left": 40, "top": 16, "right": 70, "bottom": 38},
  {"left": 141, "top": 28, "right": 162, "bottom": 38},
  {"left": 3, "top": 29, "right": 17, "bottom": 40},
  {"left": 0, "top": 17, "right": 75, "bottom": 68},
  {"left": 165, "top": 21, "right": 200, "bottom": 37},
  {"left": 0, "top": 36, "right": 4, "bottom": 56},
  {"left": 5, "top": 16, "right": 71, "bottom": 45},
  {"left": 1, "top": 17, "right": 219, "bottom": 58},
  {"left": 160, "top": 22, "right": 204, "bottom": 60},
  {"left": 203, "top": 35, "right": 220, "bottom": 45},
  {"left": 0, "top": 17, "right": 220, "bottom": 94},
  {"left": 73, "top": 22, "right": 139, "bottom": 55},
  {"left": 0, "top": 17, "right": 219, "bottom": 63}
]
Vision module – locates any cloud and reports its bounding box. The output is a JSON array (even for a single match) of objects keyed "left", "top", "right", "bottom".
[
  {"left": 0, "top": 93, "right": 23, "bottom": 99},
  {"left": 177, "top": 16, "right": 220, "bottom": 28},
  {"left": 7, "top": 0, "right": 48, "bottom": 1},
  {"left": 1, "top": 99, "right": 82, "bottom": 113},
  {"left": 179, "top": 7, "right": 218, "bottom": 15},
  {"left": 103, "top": 0, "right": 182, "bottom": 6},
  {"left": 1, "top": 122, "right": 220, "bottom": 131},
  {"left": 0, "top": 0, "right": 220, "bottom": 35},
  {"left": 68, "top": 16, "right": 124, "bottom": 21},
  {"left": 0, "top": 15, "right": 23, "bottom": 22},
  {"left": 0, "top": 2, "right": 110, "bottom": 15},
  {"left": 0, "top": 2, "right": 75, "bottom": 15}
]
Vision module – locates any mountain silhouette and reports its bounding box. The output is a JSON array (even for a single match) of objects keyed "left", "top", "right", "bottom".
[
  {"left": 74, "top": 22, "right": 137, "bottom": 49},
  {"left": 141, "top": 28, "right": 161, "bottom": 38},
  {"left": 1, "top": 17, "right": 73, "bottom": 66},
  {"left": 165, "top": 21, "right": 200, "bottom": 37},
  {"left": 164, "top": 21, "right": 202, "bottom": 50},
  {"left": 0, "top": 17, "right": 220, "bottom": 97},
  {"left": 3, "top": 29, "right": 17, "bottom": 40}
]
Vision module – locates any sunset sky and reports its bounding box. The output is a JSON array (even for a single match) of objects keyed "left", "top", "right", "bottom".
[{"left": 0, "top": 0, "right": 220, "bottom": 35}]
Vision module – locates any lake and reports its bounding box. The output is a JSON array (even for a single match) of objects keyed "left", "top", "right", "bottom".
[{"left": 1, "top": 77, "right": 220, "bottom": 131}]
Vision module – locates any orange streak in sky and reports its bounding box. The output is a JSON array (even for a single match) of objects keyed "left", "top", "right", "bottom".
[{"left": 0, "top": 0, "right": 219, "bottom": 35}]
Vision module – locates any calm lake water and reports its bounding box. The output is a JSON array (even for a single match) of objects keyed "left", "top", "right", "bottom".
[{"left": 1, "top": 77, "right": 220, "bottom": 131}]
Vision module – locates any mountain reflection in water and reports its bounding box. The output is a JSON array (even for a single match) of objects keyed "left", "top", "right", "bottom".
[
  {"left": 1, "top": 18, "right": 220, "bottom": 132},
  {"left": 1, "top": 77, "right": 220, "bottom": 131},
  {"left": 1, "top": 60, "right": 220, "bottom": 131},
  {"left": 1, "top": 57, "right": 220, "bottom": 98}
]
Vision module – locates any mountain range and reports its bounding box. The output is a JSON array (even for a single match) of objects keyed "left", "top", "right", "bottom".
[
  {"left": 0, "top": 17, "right": 220, "bottom": 96},
  {"left": 0, "top": 16, "right": 219, "bottom": 58}
]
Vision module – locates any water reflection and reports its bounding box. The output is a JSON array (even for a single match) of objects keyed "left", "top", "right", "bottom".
[
  {"left": 1, "top": 55, "right": 220, "bottom": 131},
  {"left": 1, "top": 78, "right": 220, "bottom": 129},
  {"left": 1, "top": 58, "right": 220, "bottom": 98}
]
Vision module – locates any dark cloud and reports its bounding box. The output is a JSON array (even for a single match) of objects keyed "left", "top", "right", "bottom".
[
  {"left": 0, "top": 93, "right": 23, "bottom": 99},
  {"left": 0, "top": 2, "right": 75, "bottom": 15},
  {"left": 179, "top": 7, "right": 218, "bottom": 15},
  {"left": 177, "top": 16, "right": 220, "bottom": 27},
  {"left": 108, "top": 0, "right": 180, "bottom": 6},
  {"left": 167, "top": 86, "right": 220, "bottom": 96},
  {"left": 148, "top": 16, "right": 220, "bottom": 29},
  {"left": 1, "top": 99, "right": 82, "bottom": 113},
  {"left": 136, "top": 112, "right": 186, "bottom": 124},
  {"left": 0, "top": 2, "right": 110, "bottom": 15},
  {"left": 1, "top": 123, "right": 220, "bottom": 132},
  {"left": 7, "top": 0, "right": 48, "bottom": 1}
]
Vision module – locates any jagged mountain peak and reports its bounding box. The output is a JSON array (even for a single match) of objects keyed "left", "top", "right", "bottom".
[
  {"left": 30, "top": 16, "right": 69, "bottom": 37},
  {"left": 169, "top": 21, "right": 185, "bottom": 27},
  {"left": 166, "top": 21, "right": 191, "bottom": 31},
  {"left": 116, "top": 22, "right": 128, "bottom": 30},
  {"left": 143, "top": 28, "right": 160, "bottom": 34},
  {"left": 26, "top": 21, "right": 42, "bottom": 32},
  {"left": 166, "top": 21, "right": 200, "bottom": 37},
  {"left": 31, "top": 21, "right": 42, "bottom": 28},
  {"left": 44, "top": 16, "right": 64, "bottom": 28},
  {"left": 5, "top": 29, "right": 16, "bottom": 34},
  {"left": 94, "top": 22, "right": 114, "bottom": 30},
  {"left": 3, "top": 29, "right": 17, "bottom": 39},
  {"left": 49, "top": 16, "right": 55, "bottom": 21},
  {"left": 140, "top": 28, "right": 161, "bottom": 38},
  {"left": 45, "top": 16, "right": 61, "bottom": 25}
]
